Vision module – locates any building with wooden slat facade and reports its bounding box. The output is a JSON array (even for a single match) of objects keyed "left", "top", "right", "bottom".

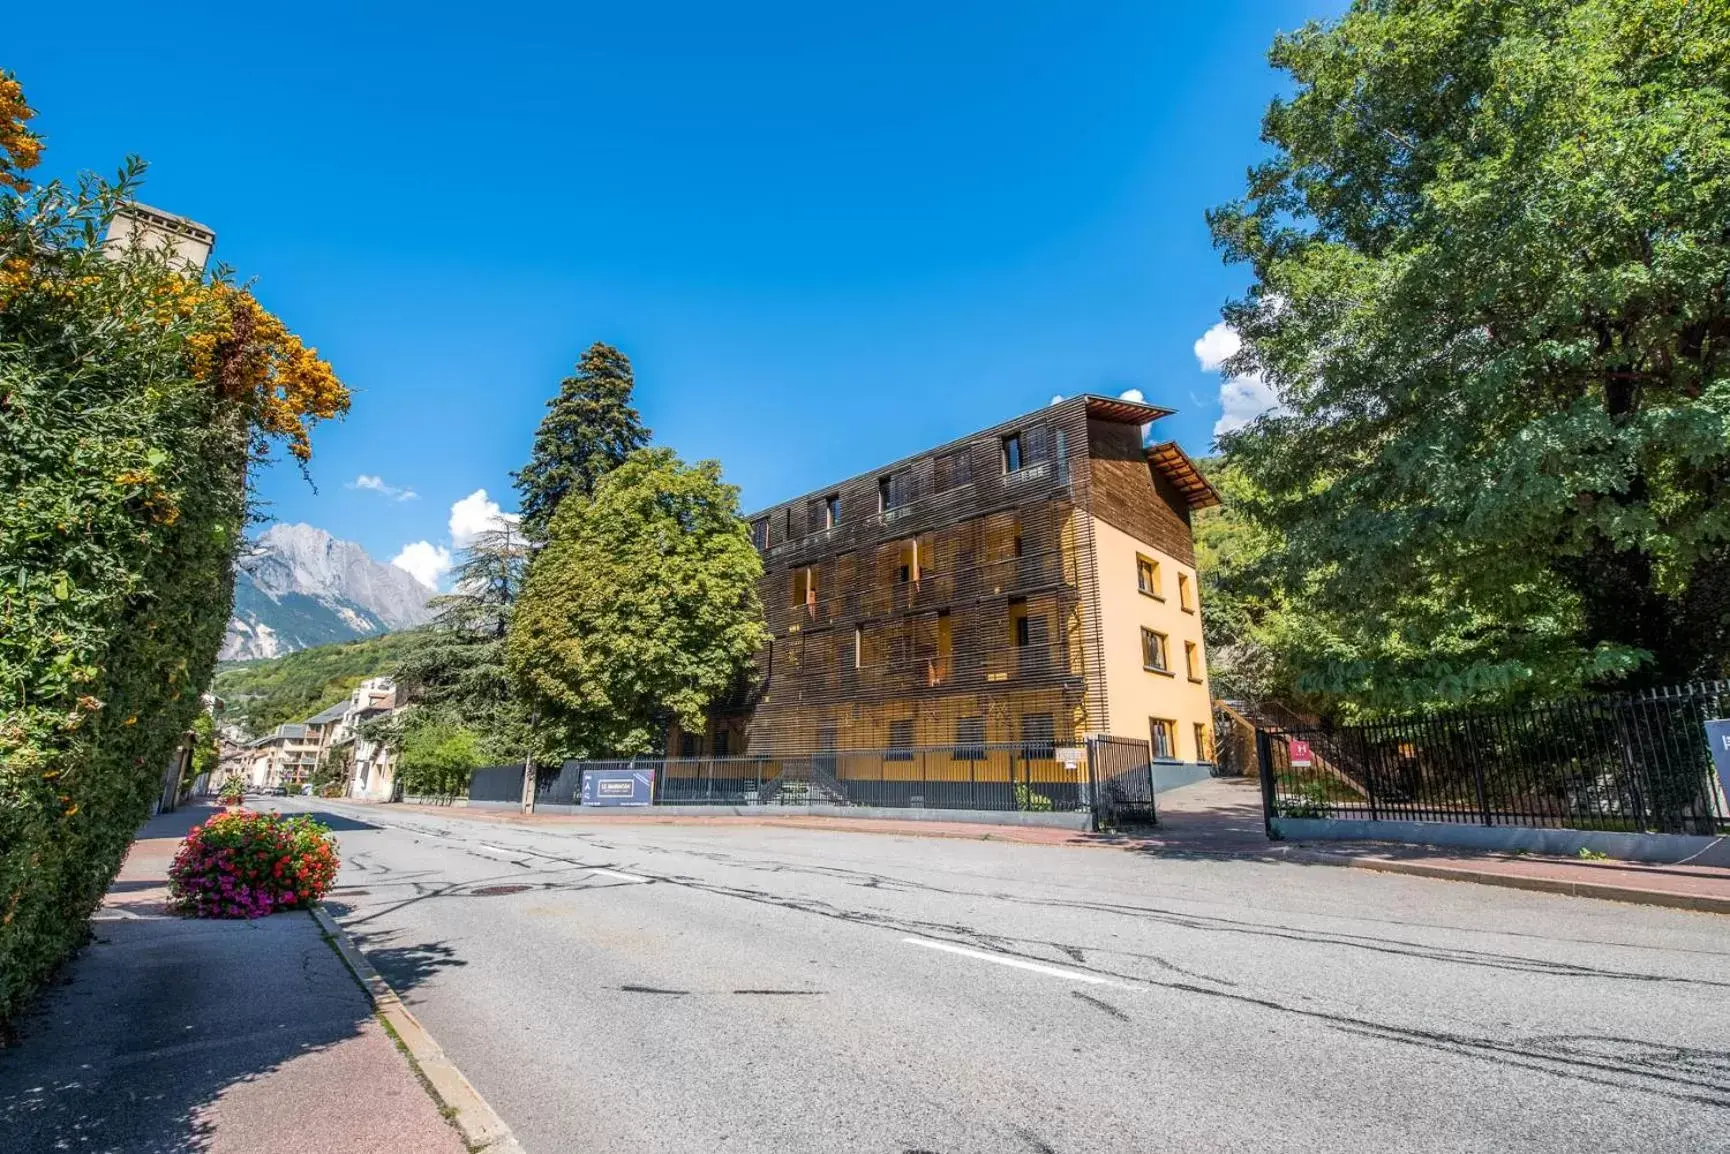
[{"left": 673, "top": 394, "right": 1220, "bottom": 783}]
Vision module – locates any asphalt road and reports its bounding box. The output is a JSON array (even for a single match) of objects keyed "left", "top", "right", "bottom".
[{"left": 273, "top": 798, "right": 1730, "bottom": 1154}]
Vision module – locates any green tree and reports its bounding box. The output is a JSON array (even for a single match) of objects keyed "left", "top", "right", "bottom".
[
  {"left": 396, "top": 715, "right": 483, "bottom": 799},
  {"left": 507, "top": 448, "right": 769, "bottom": 755},
  {"left": 390, "top": 527, "right": 535, "bottom": 762},
  {"left": 1207, "top": 0, "right": 1730, "bottom": 714},
  {"left": 513, "top": 342, "right": 650, "bottom": 543}
]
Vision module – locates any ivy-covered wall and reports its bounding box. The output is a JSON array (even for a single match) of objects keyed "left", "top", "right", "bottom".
[{"left": 0, "top": 75, "right": 348, "bottom": 1021}]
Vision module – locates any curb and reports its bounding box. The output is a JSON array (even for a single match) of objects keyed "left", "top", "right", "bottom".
[
  {"left": 311, "top": 906, "right": 528, "bottom": 1153},
  {"left": 1281, "top": 849, "right": 1730, "bottom": 915}
]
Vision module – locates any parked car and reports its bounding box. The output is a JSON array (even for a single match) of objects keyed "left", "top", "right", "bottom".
[{"left": 270, "top": 784, "right": 289, "bottom": 797}]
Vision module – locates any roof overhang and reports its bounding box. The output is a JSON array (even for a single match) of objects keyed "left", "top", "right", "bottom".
[
  {"left": 1080, "top": 394, "right": 1175, "bottom": 426},
  {"left": 1145, "top": 441, "right": 1222, "bottom": 510}
]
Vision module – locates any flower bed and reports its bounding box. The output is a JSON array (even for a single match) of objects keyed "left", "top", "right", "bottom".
[{"left": 168, "top": 812, "right": 340, "bottom": 918}]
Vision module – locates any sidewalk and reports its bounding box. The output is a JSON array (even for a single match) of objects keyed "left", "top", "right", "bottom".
[
  {"left": 384, "top": 779, "right": 1730, "bottom": 914},
  {"left": 0, "top": 804, "right": 467, "bottom": 1154}
]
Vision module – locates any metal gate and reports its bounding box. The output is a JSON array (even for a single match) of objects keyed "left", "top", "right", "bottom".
[{"left": 1087, "top": 735, "right": 1157, "bottom": 828}]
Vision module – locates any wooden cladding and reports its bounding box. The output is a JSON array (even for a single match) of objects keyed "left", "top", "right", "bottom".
[{"left": 1085, "top": 418, "right": 1196, "bottom": 567}]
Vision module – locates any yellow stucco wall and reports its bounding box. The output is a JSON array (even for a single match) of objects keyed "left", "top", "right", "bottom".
[{"left": 1087, "top": 513, "right": 1214, "bottom": 760}]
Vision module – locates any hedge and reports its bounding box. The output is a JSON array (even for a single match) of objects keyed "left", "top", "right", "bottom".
[{"left": 0, "top": 82, "right": 347, "bottom": 1022}]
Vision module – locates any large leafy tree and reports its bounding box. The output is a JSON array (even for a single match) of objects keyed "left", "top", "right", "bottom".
[
  {"left": 513, "top": 342, "right": 650, "bottom": 542},
  {"left": 390, "top": 526, "right": 534, "bottom": 762},
  {"left": 507, "top": 448, "right": 769, "bottom": 755},
  {"left": 1208, "top": 0, "right": 1730, "bottom": 713}
]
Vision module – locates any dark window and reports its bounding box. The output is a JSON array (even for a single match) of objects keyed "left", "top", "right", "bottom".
[
  {"left": 952, "top": 716, "right": 985, "bottom": 761},
  {"left": 1142, "top": 628, "right": 1169, "bottom": 671},
  {"left": 878, "top": 476, "right": 893, "bottom": 512},
  {"left": 1020, "top": 713, "right": 1056, "bottom": 759},
  {"left": 1054, "top": 428, "right": 1069, "bottom": 483},
  {"left": 1002, "top": 433, "right": 1023, "bottom": 473},
  {"left": 935, "top": 448, "right": 973, "bottom": 492},
  {"left": 1150, "top": 718, "right": 1176, "bottom": 760},
  {"left": 887, "top": 719, "right": 914, "bottom": 761},
  {"left": 714, "top": 730, "right": 730, "bottom": 757},
  {"left": 783, "top": 507, "right": 794, "bottom": 540},
  {"left": 679, "top": 732, "right": 700, "bottom": 757},
  {"left": 750, "top": 517, "right": 769, "bottom": 551},
  {"left": 824, "top": 493, "right": 841, "bottom": 528},
  {"left": 1011, "top": 598, "right": 1030, "bottom": 647}
]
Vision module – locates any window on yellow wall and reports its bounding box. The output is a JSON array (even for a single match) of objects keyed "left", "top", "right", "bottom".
[
  {"left": 1141, "top": 627, "right": 1170, "bottom": 672},
  {"left": 1194, "top": 723, "right": 1211, "bottom": 763},
  {"left": 1136, "top": 554, "right": 1161, "bottom": 598},
  {"left": 886, "top": 718, "right": 914, "bottom": 761},
  {"left": 952, "top": 716, "right": 985, "bottom": 761},
  {"left": 1150, "top": 718, "right": 1176, "bottom": 760},
  {"left": 1178, "top": 571, "right": 1195, "bottom": 612},
  {"left": 1185, "top": 640, "right": 1202, "bottom": 682}
]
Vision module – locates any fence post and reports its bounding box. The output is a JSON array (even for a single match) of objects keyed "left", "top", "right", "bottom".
[
  {"left": 1465, "top": 718, "right": 1492, "bottom": 827},
  {"left": 1256, "top": 729, "right": 1278, "bottom": 840},
  {"left": 1358, "top": 727, "right": 1378, "bottom": 821}
]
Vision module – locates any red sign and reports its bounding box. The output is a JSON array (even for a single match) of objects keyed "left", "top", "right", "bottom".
[{"left": 1288, "top": 739, "right": 1313, "bottom": 767}]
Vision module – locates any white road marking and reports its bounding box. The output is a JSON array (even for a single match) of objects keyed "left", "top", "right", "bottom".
[
  {"left": 478, "top": 843, "right": 524, "bottom": 857},
  {"left": 590, "top": 868, "right": 650, "bottom": 884},
  {"left": 902, "top": 937, "right": 1131, "bottom": 989}
]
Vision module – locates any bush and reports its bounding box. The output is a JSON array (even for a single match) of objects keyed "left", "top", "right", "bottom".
[
  {"left": 1014, "top": 783, "right": 1054, "bottom": 812},
  {"left": 0, "top": 74, "right": 348, "bottom": 1021},
  {"left": 168, "top": 812, "right": 339, "bottom": 919}
]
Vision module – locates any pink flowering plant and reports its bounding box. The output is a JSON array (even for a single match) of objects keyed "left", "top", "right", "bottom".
[{"left": 168, "top": 812, "right": 340, "bottom": 919}]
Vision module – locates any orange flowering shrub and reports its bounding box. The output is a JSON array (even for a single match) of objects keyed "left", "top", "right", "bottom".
[{"left": 0, "top": 70, "right": 41, "bottom": 193}]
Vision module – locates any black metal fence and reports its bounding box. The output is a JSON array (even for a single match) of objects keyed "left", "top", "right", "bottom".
[
  {"left": 644, "top": 744, "right": 1091, "bottom": 813},
  {"left": 1258, "top": 682, "right": 1730, "bottom": 836},
  {"left": 1088, "top": 735, "right": 1157, "bottom": 826},
  {"left": 458, "top": 739, "right": 1160, "bottom": 825},
  {"left": 467, "top": 764, "right": 523, "bottom": 804}
]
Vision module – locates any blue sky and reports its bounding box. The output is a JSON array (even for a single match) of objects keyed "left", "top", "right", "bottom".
[{"left": 11, "top": 0, "right": 1338, "bottom": 588}]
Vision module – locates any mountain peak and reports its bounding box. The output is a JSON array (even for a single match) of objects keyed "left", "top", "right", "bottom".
[{"left": 220, "top": 524, "right": 435, "bottom": 661}]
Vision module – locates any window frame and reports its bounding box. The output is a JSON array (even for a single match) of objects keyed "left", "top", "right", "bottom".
[
  {"left": 1149, "top": 718, "right": 1176, "bottom": 760},
  {"left": 1002, "top": 433, "right": 1023, "bottom": 474},
  {"left": 1193, "top": 722, "right": 1210, "bottom": 763},
  {"left": 1019, "top": 712, "right": 1056, "bottom": 759},
  {"left": 952, "top": 716, "right": 985, "bottom": 762},
  {"left": 1136, "top": 554, "right": 1163, "bottom": 600},
  {"left": 823, "top": 493, "right": 841, "bottom": 528},
  {"left": 1178, "top": 571, "right": 1195, "bottom": 613},
  {"left": 886, "top": 718, "right": 915, "bottom": 761},
  {"left": 1185, "top": 639, "right": 1203, "bottom": 682},
  {"left": 1141, "top": 627, "right": 1171, "bottom": 673}
]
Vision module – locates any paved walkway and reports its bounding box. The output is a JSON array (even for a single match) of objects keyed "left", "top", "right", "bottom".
[
  {"left": 385, "top": 775, "right": 1730, "bottom": 913},
  {"left": 0, "top": 804, "right": 466, "bottom": 1154}
]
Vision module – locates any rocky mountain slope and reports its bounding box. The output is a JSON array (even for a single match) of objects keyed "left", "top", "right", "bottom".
[{"left": 220, "top": 523, "right": 435, "bottom": 660}]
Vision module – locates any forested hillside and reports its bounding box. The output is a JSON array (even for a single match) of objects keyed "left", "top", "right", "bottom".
[{"left": 213, "top": 630, "right": 424, "bottom": 736}]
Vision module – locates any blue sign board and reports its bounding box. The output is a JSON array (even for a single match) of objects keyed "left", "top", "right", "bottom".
[
  {"left": 581, "top": 767, "right": 655, "bottom": 807},
  {"left": 1705, "top": 719, "right": 1730, "bottom": 800}
]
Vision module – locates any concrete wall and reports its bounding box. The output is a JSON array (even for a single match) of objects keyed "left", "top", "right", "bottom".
[
  {"left": 1274, "top": 816, "right": 1730, "bottom": 868},
  {"left": 1088, "top": 513, "right": 1212, "bottom": 759}
]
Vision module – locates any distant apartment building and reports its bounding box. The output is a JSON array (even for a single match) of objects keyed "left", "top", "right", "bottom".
[
  {"left": 321, "top": 677, "right": 401, "bottom": 801},
  {"left": 239, "top": 677, "right": 400, "bottom": 796},
  {"left": 673, "top": 394, "right": 1219, "bottom": 791},
  {"left": 243, "top": 723, "right": 320, "bottom": 789}
]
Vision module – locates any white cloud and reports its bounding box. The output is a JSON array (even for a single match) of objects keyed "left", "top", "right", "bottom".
[
  {"left": 1117, "top": 387, "right": 1145, "bottom": 404},
  {"left": 347, "top": 474, "right": 418, "bottom": 502},
  {"left": 1049, "top": 394, "right": 1064, "bottom": 405},
  {"left": 391, "top": 541, "right": 451, "bottom": 590},
  {"left": 448, "top": 488, "right": 521, "bottom": 548},
  {"left": 1195, "top": 320, "right": 1284, "bottom": 439},
  {"left": 1214, "top": 376, "right": 1284, "bottom": 438},
  {"left": 1193, "top": 321, "right": 1243, "bottom": 372}
]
